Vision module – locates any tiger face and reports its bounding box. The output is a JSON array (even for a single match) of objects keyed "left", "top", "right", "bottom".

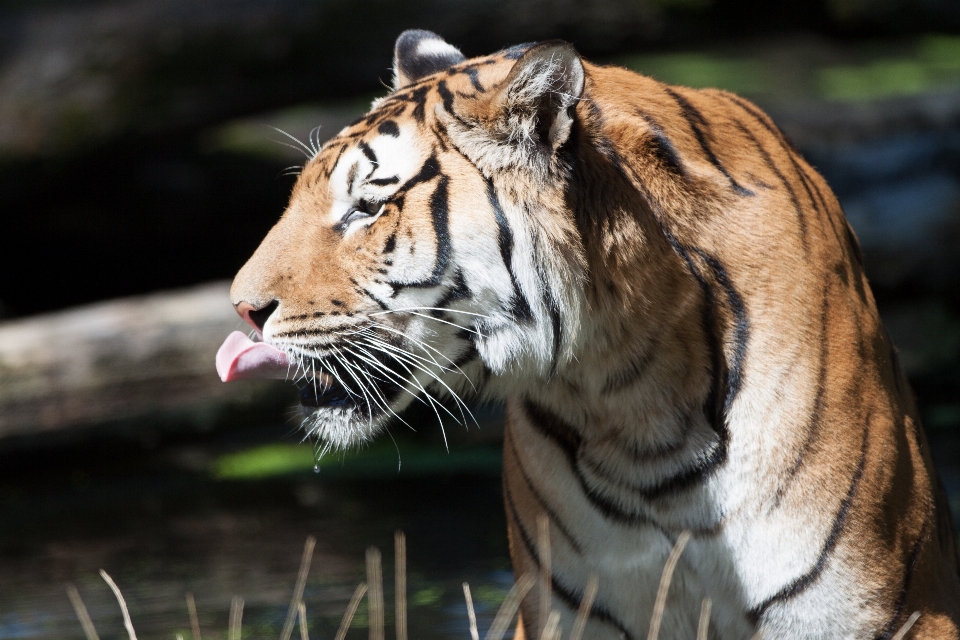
[{"left": 229, "top": 31, "right": 587, "bottom": 449}]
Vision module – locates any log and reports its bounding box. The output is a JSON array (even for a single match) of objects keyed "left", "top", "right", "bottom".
[{"left": 0, "top": 281, "right": 288, "bottom": 439}]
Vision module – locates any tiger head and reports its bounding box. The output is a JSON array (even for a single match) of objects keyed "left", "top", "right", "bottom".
[{"left": 226, "top": 30, "right": 589, "bottom": 449}]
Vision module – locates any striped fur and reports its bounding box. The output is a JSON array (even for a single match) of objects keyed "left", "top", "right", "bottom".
[{"left": 229, "top": 31, "right": 960, "bottom": 638}]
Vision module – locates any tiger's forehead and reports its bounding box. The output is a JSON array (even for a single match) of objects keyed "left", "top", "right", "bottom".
[{"left": 300, "top": 46, "right": 528, "bottom": 186}]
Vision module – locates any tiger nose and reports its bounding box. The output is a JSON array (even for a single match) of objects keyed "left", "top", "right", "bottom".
[{"left": 235, "top": 300, "right": 280, "bottom": 336}]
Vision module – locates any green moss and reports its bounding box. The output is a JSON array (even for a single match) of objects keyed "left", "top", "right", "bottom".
[
  {"left": 618, "top": 53, "right": 770, "bottom": 95},
  {"left": 818, "top": 59, "right": 931, "bottom": 101},
  {"left": 411, "top": 586, "right": 444, "bottom": 606},
  {"left": 212, "top": 443, "right": 317, "bottom": 479},
  {"left": 919, "top": 35, "right": 960, "bottom": 72},
  {"left": 211, "top": 441, "right": 503, "bottom": 480}
]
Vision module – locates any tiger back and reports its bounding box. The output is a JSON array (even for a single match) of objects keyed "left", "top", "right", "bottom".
[{"left": 225, "top": 30, "right": 960, "bottom": 639}]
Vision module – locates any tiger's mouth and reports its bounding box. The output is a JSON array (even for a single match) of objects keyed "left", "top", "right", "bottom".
[
  {"left": 216, "top": 329, "right": 418, "bottom": 432},
  {"left": 298, "top": 372, "right": 352, "bottom": 408},
  {"left": 294, "top": 363, "right": 404, "bottom": 413}
]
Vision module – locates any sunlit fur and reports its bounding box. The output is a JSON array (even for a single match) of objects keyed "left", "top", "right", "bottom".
[{"left": 230, "top": 31, "right": 960, "bottom": 639}]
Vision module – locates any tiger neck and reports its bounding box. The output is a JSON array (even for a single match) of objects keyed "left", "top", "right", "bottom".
[{"left": 511, "top": 217, "right": 723, "bottom": 479}]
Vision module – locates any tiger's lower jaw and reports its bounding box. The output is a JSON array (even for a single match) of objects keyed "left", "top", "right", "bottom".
[
  {"left": 297, "top": 375, "right": 408, "bottom": 450},
  {"left": 299, "top": 404, "right": 388, "bottom": 450}
]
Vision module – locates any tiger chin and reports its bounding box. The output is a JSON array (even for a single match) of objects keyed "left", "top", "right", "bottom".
[{"left": 217, "top": 29, "right": 960, "bottom": 639}]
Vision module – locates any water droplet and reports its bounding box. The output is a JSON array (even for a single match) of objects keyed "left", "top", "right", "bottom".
[{"left": 313, "top": 465, "right": 320, "bottom": 473}]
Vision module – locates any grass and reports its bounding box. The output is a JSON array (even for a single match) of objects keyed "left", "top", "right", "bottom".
[
  {"left": 65, "top": 527, "right": 923, "bottom": 640},
  {"left": 211, "top": 441, "right": 503, "bottom": 480},
  {"left": 617, "top": 34, "right": 960, "bottom": 103}
]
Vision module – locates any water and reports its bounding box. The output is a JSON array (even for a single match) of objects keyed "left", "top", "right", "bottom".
[{"left": 0, "top": 437, "right": 512, "bottom": 640}]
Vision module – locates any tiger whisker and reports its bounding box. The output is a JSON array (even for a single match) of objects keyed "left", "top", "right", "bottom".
[
  {"left": 358, "top": 339, "right": 458, "bottom": 447},
  {"left": 361, "top": 326, "right": 478, "bottom": 393},
  {"left": 269, "top": 126, "right": 315, "bottom": 158},
  {"left": 393, "top": 310, "right": 487, "bottom": 338},
  {"left": 369, "top": 307, "right": 492, "bottom": 320},
  {"left": 330, "top": 346, "right": 377, "bottom": 424},
  {"left": 360, "top": 336, "right": 476, "bottom": 429},
  {"left": 359, "top": 330, "right": 454, "bottom": 373},
  {"left": 340, "top": 345, "right": 414, "bottom": 431},
  {"left": 363, "top": 322, "right": 468, "bottom": 374},
  {"left": 343, "top": 345, "right": 429, "bottom": 421}
]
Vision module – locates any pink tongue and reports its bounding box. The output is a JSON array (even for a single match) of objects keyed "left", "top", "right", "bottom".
[{"left": 216, "top": 331, "right": 291, "bottom": 382}]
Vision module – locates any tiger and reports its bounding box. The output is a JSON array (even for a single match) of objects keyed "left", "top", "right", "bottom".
[{"left": 217, "top": 29, "right": 960, "bottom": 639}]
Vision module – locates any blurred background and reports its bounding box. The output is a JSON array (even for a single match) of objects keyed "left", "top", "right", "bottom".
[{"left": 1, "top": 0, "right": 960, "bottom": 638}]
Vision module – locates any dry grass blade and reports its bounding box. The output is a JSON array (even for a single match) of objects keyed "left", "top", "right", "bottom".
[
  {"left": 568, "top": 574, "right": 598, "bottom": 640},
  {"left": 298, "top": 601, "right": 310, "bottom": 640},
  {"left": 336, "top": 583, "right": 368, "bottom": 640},
  {"left": 891, "top": 611, "right": 922, "bottom": 640},
  {"left": 697, "top": 598, "right": 712, "bottom": 640},
  {"left": 186, "top": 592, "right": 202, "bottom": 640},
  {"left": 484, "top": 573, "right": 535, "bottom": 640},
  {"left": 66, "top": 584, "right": 101, "bottom": 640},
  {"left": 367, "top": 547, "right": 385, "bottom": 640},
  {"left": 99, "top": 570, "right": 138, "bottom": 640},
  {"left": 646, "top": 531, "right": 691, "bottom": 640},
  {"left": 228, "top": 596, "right": 243, "bottom": 640},
  {"left": 280, "top": 536, "right": 317, "bottom": 640},
  {"left": 395, "top": 532, "right": 407, "bottom": 640},
  {"left": 537, "top": 514, "right": 551, "bottom": 640},
  {"left": 463, "top": 583, "right": 480, "bottom": 640},
  {"left": 541, "top": 610, "right": 561, "bottom": 640}
]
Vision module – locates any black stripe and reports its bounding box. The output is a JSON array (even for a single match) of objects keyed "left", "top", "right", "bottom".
[
  {"left": 522, "top": 399, "right": 657, "bottom": 526},
  {"left": 636, "top": 111, "right": 686, "bottom": 177},
  {"left": 875, "top": 518, "right": 931, "bottom": 640},
  {"left": 663, "top": 87, "right": 753, "bottom": 196},
  {"left": 368, "top": 176, "right": 399, "bottom": 186},
  {"left": 601, "top": 341, "right": 655, "bottom": 394},
  {"left": 464, "top": 67, "right": 485, "bottom": 92},
  {"left": 431, "top": 269, "right": 471, "bottom": 314},
  {"left": 503, "top": 481, "right": 636, "bottom": 640},
  {"left": 397, "top": 154, "right": 440, "bottom": 195},
  {"left": 844, "top": 220, "right": 865, "bottom": 267},
  {"left": 660, "top": 232, "right": 728, "bottom": 436},
  {"left": 410, "top": 86, "right": 430, "bottom": 122},
  {"left": 694, "top": 249, "right": 749, "bottom": 413},
  {"left": 386, "top": 174, "right": 450, "bottom": 290},
  {"left": 358, "top": 141, "right": 378, "bottom": 165},
  {"left": 544, "top": 287, "right": 563, "bottom": 371},
  {"left": 351, "top": 277, "right": 390, "bottom": 311},
  {"left": 774, "top": 289, "right": 830, "bottom": 506},
  {"left": 453, "top": 343, "right": 479, "bottom": 369},
  {"left": 382, "top": 233, "right": 396, "bottom": 254},
  {"left": 731, "top": 119, "right": 809, "bottom": 252},
  {"left": 505, "top": 431, "right": 585, "bottom": 554},
  {"left": 377, "top": 120, "right": 400, "bottom": 137},
  {"left": 428, "top": 175, "right": 452, "bottom": 282},
  {"left": 749, "top": 430, "right": 870, "bottom": 622},
  {"left": 345, "top": 162, "right": 358, "bottom": 196},
  {"left": 722, "top": 93, "right": 849, "bottom": 251},
  {"left": 436, "top": 79, "right": 455, "bottom": 113},
  {"left": 486, "top": 180, "right": 534, "bottom": 322},
  {"left": 579, "top": 444, "right": 722, "bottom": 501}
]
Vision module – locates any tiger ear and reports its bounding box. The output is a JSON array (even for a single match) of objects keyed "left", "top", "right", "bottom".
[
  {"left": 393, "top": 30, "right": 466, "bottom": 90},
  {"left": 443, "top": 41, "right": 584, "bottom": 173}
]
